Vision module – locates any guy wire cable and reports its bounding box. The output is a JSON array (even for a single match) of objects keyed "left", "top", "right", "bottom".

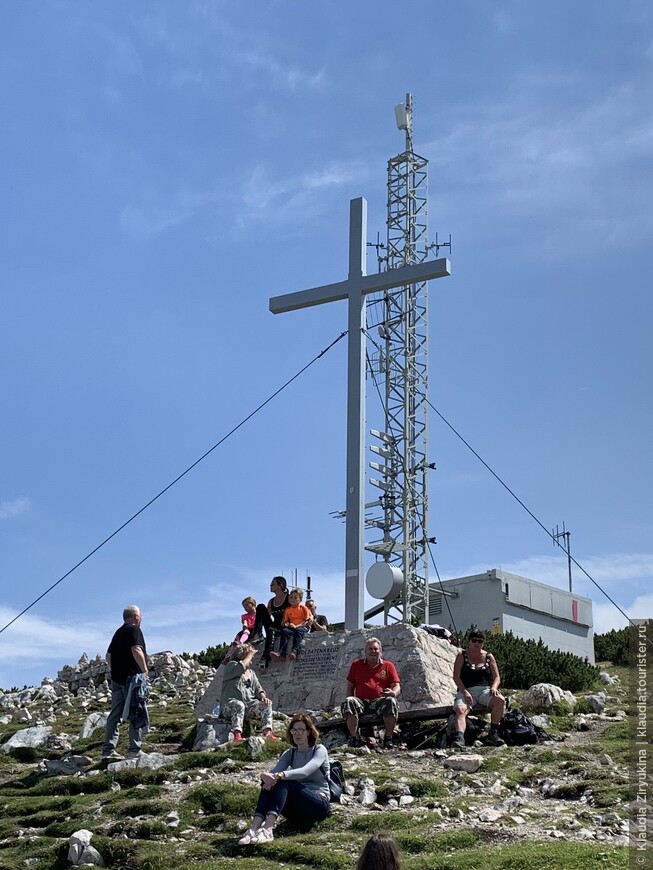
[
  {"left": 427, "top": 398, "right": 647, "bottom": 642},
  {"left": 0, "top": 330, "right": 348, "bottom": 636}
]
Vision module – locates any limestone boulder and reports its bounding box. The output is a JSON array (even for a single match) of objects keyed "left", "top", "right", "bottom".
[
  {"left": 443, "top": 753, "right": 484, "bottom": 773},
  {"left": 520, "top": 683, "right": 576, "bottom": 711},
  {"left": 44, "top": 755, "right": 93, "bottom": 776},
  {"left": 0, "top": 725, "right": 53, "bottom": 754},
  {"left": 195, "top": 625, "right": 458, "bottom": 718},
  {"left": 79, "top": 711, "right": 108, "bottom": 739},
  {"left": 192, "top": 716, "right": 232, "bottom": 751},
  {"left": 584, "top": 693, "right": 606, "bottom": 713}
]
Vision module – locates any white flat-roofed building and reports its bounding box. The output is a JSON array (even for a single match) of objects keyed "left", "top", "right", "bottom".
[{"left": 428, "top": 569, "right": 594, "bottom": 663}]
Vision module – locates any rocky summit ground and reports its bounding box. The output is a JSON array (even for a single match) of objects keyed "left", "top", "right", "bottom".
[{"left": 0, "top": 653, "right": 634, "bottom": 870}]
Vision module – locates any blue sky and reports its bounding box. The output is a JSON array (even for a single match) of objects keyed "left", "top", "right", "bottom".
[{"left": 1, "top": 1, "right": 651, "bottom": 689}]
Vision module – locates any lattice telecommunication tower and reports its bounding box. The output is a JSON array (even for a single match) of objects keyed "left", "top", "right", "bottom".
[{"left": 365, "top": 94, "right": 446, "bottom": 625}]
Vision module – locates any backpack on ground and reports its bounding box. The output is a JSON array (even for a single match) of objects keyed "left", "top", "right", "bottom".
[
  {"left": 327, "top": 759, "right": 345, "bottom": 802},
  {"left": 498, "top": 708, "right": 538, "bottom": 746}
]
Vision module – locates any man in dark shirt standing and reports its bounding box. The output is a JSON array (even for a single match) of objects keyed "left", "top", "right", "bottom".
[{"left": 102, "top": 605, "right": 148, "bottom": 760}]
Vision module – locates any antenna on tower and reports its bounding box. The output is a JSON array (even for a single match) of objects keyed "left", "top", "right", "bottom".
[
  {"left": 552, "top": 522, "right": 573, "bottom": 592},
  {"left": 394, "top": 92, "right": 413, "bottom": 152}
]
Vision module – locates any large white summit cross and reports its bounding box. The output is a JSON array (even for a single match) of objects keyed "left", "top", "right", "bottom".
[{"left": 269, "top": 197, "right": 450, "bottom": 631}]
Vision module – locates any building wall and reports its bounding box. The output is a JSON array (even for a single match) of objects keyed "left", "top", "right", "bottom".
[{"left": 428, "top": 570, "right": 594, "bottom": 663}]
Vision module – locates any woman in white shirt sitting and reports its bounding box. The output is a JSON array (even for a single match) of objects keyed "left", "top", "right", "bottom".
[{"left": 238, "top": 712, "right": 331, "bottom": 844}]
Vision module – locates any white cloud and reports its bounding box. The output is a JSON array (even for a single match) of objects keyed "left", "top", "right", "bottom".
[
  {"left": 592, "top": 593, "right": 653, "bottom": 635},
  {"left": 425, "top": 77, "right": 653, "bottom": 251},
  {"left": 0, "top": 607, "right": 108, "bottom": 685},
  {"left": 492, "top": 10, "right": 513, "bottom": 33},
  {"left": 0, "top": 498, "right": 30, "bottom": 519},
  {"left": 120, "top": 184, "right": 218, "bottom": 236},
  {"left": 136, "top": 4, "right": 325, "bottom": 94},
  {"left": 240, "top": 161, "right": 368, "bottom": 228}
]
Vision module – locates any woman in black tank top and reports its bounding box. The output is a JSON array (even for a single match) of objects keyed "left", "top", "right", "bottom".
[
  {"left": 452, "top": 630, "right": 506, "bottom": 748},
  {"left": 250, "top": 576, "right": 289, "bottom": 665}
]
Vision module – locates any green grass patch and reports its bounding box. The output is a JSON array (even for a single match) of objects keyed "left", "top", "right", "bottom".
[
  {"left": 184, "top": 781, "right": 259, "bottom": 816},
  {"left": 404, "top": 840, "right": 626, "bottom": 870}
]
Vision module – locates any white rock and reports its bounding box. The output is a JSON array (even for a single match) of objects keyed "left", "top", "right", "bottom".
[
  {"left": 79, "top": 712, "right": 108, "bottom": 739},
  {"left": 358, "top": 778, "right": 377, "bottom": 805},
  {"left": 0, "top": 725, "right": 53, "bottom": 753},
  {"left": 443, "top": 754, "right": 484, "bottom": 773},
  {"left": 478, "top": 808, "right": 502, "bottom": 822},
  {"left": 521, "top": 683, "right": 576, "bottom": 710},
  {"left": 165, "top": 811, "right": 180, "bottom": 828}
]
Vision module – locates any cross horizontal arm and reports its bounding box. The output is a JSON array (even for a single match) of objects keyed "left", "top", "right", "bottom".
[
  {"left": 359, "top": 257, "right": 450, "bottom": 296},
  {"left": 269, "top": 258, "right": 451, "bottom": 315},
  {"left": 270, "top": 279, "right": 350, "bottom": 314}
]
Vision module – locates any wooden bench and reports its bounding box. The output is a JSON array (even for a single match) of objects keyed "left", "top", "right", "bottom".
[{"left": 316, "top": 705, "right": 454, "bottom": 733}]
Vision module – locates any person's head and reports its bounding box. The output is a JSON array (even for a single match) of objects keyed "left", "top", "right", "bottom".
[
  {"left": 242, "top": 596, "right": 256, "bottom": 612},
  {"left": 270, "top": 576, "right": 288, "bottom": 594},
  {"left": 286, "top": 713, "right": 319, "bottom": 747},
  {"left": 364, "top": 637, "right": 383, "bottom": 664},
  {"left": 123, "top": 605, "right": 141, "bottom": 625},
  {"left": 232, "top": 643, "right": 256, "bottom": 662},
  {"left": 356, "top": 834, "right": 402, "bottom": 870},
  {"left": 288, "top": 588, "right": 304, "bottom": 605},
  {"left": 468, "top": 630, "right": 485, "bottom": 648},
  {"left": 306, "top": 599, "right": 317, "bottom": 614}
]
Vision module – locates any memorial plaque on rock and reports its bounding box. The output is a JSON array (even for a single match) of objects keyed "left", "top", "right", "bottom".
[{"left": 195, "top": 624, "right": 458, "bottom": 721}]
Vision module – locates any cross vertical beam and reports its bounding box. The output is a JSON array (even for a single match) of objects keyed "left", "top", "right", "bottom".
[
  {"left": 344, "top": 198, "right": 366, "bottom": 629},
  {"left": 269, "top": 196, "right": 450, "bottom": 631}
]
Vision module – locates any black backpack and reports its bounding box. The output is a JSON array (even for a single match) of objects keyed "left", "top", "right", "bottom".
[
  {"left": 327, "top": 760, "right": 345, "bottom": 802},
  {"left": 498, "top": 708, "right": 538, "bottom": 746}
]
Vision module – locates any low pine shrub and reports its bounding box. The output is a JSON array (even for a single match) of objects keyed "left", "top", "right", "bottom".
[
  {"left": 594, "top": 625, "right": 638, "bottom": 666},
  {"left": 181, "top": 643, "right": 230, "bottom": 668}
]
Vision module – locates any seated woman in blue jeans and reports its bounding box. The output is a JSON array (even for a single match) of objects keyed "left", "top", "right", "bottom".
[{"left": 238, "top": 713, "right": 331, "bottom": 844}]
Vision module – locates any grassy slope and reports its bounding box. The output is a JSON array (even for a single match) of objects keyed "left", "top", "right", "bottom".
[{"left": 0, "top": 665, "right": 631, "bottom": 870}]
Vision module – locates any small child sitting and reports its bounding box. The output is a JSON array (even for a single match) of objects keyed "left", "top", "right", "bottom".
[
  {"left": 270, "top": 588, "right": 312, "bottom": 662},
  {"left": 236, "top": 597, "right": 257, "bottom": 644},
  {"left": 222, "top": 597, "right": 257, "bottom": 666}
]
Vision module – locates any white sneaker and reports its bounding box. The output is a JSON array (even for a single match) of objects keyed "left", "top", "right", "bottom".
[
  {"left": 254, "top": 827, "right": 274, "bottom": 843},
  {"left": 237, "top": 828, "right": 259, "bottom": 845}
]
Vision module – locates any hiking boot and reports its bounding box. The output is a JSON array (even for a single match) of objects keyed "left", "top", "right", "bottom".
[
  {"left": 485, "top": 730, "right": 505, "bottom": 747},
  {"left": 383, "top": 735, "right": 395, "bottom": 750},
  {"left": 451, "top": 735, "right": 466, "bottom": 750},
  {"left": 348, "top": 735, "right": 365, "bottom": 748},
  {"left": 249, "top": 631, "right": 264, "bottom": 645},
  {"left": 101, "top": 749, "right": 124, "bottom": 761},
  {"left": 127, "top": 749, "right": 142, "bottom": 759}
]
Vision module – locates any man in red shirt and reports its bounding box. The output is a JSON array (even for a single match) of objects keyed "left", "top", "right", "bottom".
[{"left": 341, "top": 637, "right": 401, "bottom": 749}]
